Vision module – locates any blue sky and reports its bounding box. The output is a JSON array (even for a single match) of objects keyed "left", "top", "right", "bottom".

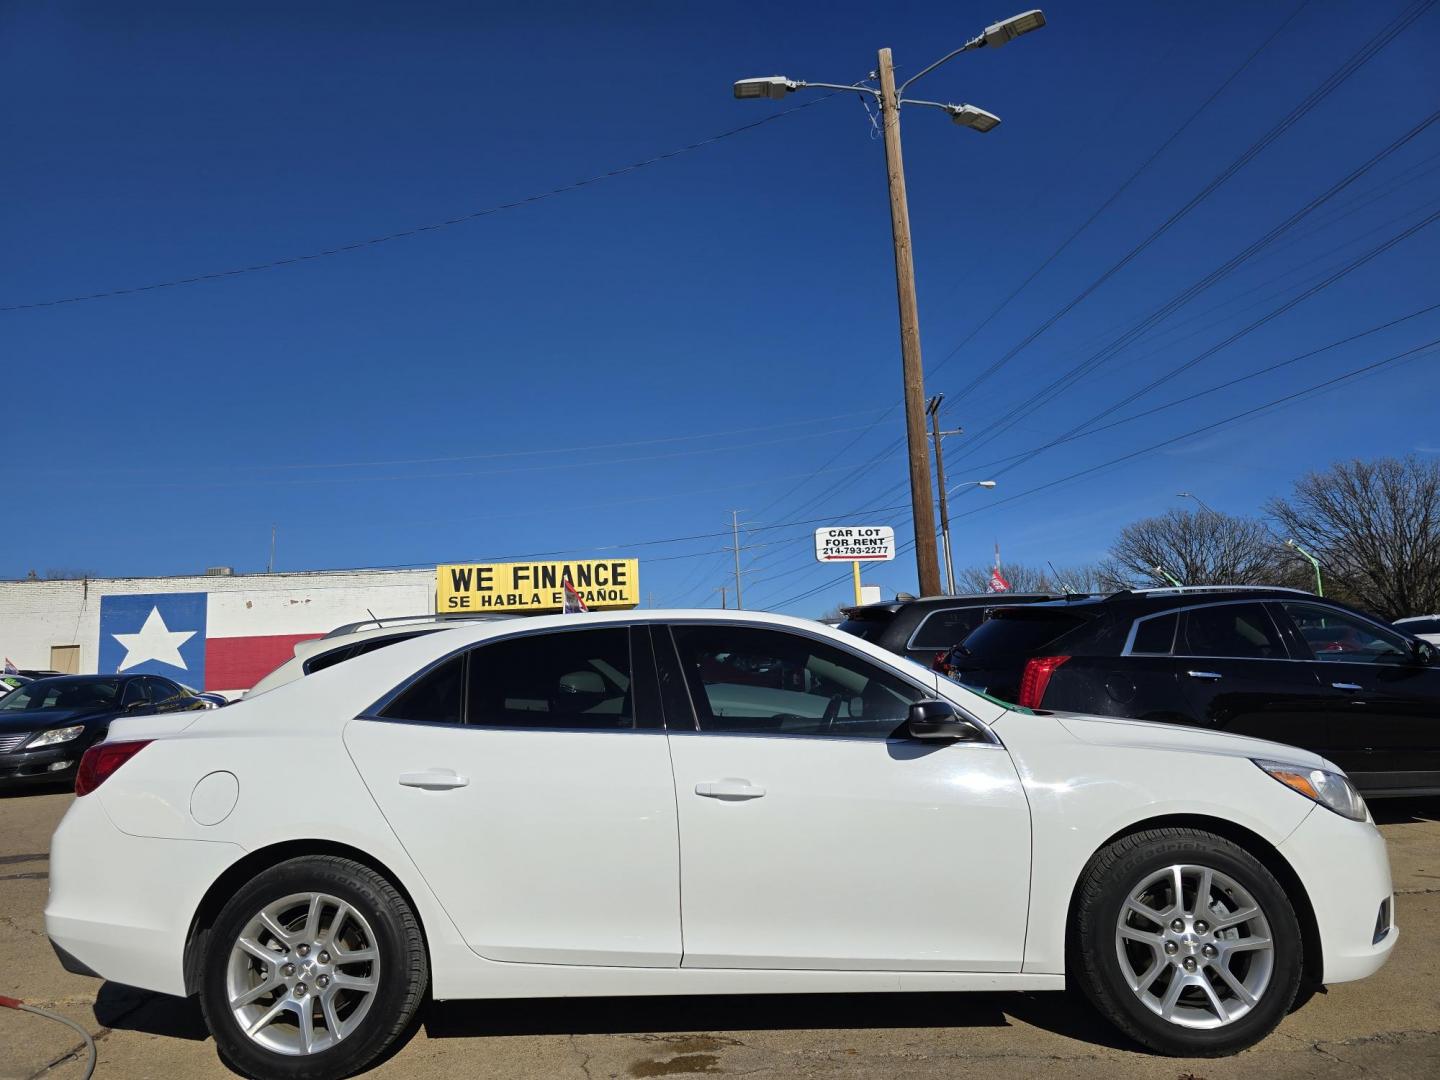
[{"left": 3, "top": 0, "right": 1438, "bottom": 615}]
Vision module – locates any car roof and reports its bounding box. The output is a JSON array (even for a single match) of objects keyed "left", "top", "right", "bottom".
[
  {"left": 842, "top": 593, "right": 1072, "bottom": 616},
  {"left": 1395, "top": 614, "right": 1440, "bottom": 622},
  {"left": 992, "top": 586, "right": 1325, "bottom": 618}
]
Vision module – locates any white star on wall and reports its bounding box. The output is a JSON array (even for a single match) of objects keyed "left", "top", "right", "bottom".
[{"left": 112, "top": 606, "right": 196, "bottom": 671}]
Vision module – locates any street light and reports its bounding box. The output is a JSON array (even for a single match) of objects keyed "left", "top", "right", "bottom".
[
  {"left": 1285, "top": 538, "right": 1324, "bottom": 596},
  {"left": 938, "top": 480, "right": 998, "bottom": 595},
  {"left": 1154, "top": 565, "right": 1184, "bottom": 587},
  {"left": 732, "top": 11, "right": 1046, "bottom": 597}
]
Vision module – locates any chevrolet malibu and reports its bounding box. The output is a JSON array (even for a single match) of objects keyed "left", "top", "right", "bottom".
[{"left": 46, "top": 611, "right": 1395, "bottom": 1077}]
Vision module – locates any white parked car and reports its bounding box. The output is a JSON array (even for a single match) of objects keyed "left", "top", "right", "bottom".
[
  {"left": 46, "top": 611, "right": 1395, "bottom": 1077},
  {"left": 1394, "top": 614, "right": 1440, "bottom": 645}
]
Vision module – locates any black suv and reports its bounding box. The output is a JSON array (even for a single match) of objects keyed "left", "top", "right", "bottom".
[
  {"left": 942, "top": 586, "right": 1440, "bottom": 797},
  {"left": 837, "top": 592, "right": 1076, "bottom": 666}
]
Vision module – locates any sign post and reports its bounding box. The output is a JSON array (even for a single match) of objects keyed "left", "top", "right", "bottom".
[{"left": 815, "top": 526, "right": 896, "bottom": 607}]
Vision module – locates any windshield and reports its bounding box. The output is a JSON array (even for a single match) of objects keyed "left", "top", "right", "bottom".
[
  {"left": 836, "top": 613, "right": 893, "bottom": 644},
  {"left": 0, "top": 677, "right": 120, "bottom": 712},
  {"left": 953, "top": 611, "right": 1086, "bottom": 663}
]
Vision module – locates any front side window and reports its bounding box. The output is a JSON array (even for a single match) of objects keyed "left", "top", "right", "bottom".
[
  {"left": 670, "top": 624, "right": 925, "bottom": 738},
  {"left": 121, "top": 679, "right": 152, "bottom": 708},
  {"left": 1282, "top": 602, "right": 1411, "bottom": 665},
  {"left": 908, "top": 607, "right": 987, "bottom": 651},
  {"left": 1178, "top": 603, "right": 1284, "bottom": 660},
  {"left": 380, "top": 655, "right": 464, "bottom": 725},
  {"left": 466, "top": 627, "right": 637, "bottom": 730}
]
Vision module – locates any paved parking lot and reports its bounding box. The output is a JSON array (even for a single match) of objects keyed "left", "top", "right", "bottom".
[{"left": 3, "top": 786, "right": 1437, "bottom": 1080}]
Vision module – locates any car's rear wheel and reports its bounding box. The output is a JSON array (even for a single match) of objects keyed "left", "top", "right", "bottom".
[
  {"left": 200, "top": 855, "right": 427, "bottom": 1079},
  {"left": 1072, "top": 827, "right": 1303, "bottom": 1056}
]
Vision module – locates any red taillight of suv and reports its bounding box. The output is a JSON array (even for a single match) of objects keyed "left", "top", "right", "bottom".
[
  {"left": 1017, "top": 656, "right": 1070, "bottom": 709},
  {"left": 75, "top": 740, "right": 152, "bottom": 797}
]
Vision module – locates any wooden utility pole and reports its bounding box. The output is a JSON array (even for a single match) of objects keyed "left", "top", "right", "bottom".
[
  {"left": 877, "top": 48, "right": 941, "bottom": 597},
  {"left": 927, "top": 396, "right": 955, "bottom": 595}
]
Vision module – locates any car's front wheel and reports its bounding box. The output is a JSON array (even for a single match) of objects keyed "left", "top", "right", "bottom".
[
  {"left": 199, "top": 855, "right": 427, "bottom": 1079},
  {"left": 1072, "top": 827, "right": 1303, "bottom": 1056}
]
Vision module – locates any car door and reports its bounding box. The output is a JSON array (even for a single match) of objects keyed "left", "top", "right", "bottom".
[
  {"left": 1172, "top": 601, "right": 1332, "bottom": 754},
  {"left": 344, "top": 624, "right": 682, "bottom": 967},
  {"left": 660, "top": 621, "right": 1031, "bottom": 972},
  {"left": 1273, "top": 600, "right": 1440, "bottom": 792}
]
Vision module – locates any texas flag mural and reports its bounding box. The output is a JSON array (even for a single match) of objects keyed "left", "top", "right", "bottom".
[{"left": 99, "top": 592, "right": 324, "bottom": 692}]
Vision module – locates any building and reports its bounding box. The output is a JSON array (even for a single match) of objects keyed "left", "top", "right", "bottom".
[{"left": 0, "top": 568, "right": 435, "bottom": 697}]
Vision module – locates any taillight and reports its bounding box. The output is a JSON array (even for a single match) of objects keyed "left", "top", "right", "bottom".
[
  {"left": 1017, "top": 656, "right": 1070, "bottom": 709},
  {"left": 75, "top": 740, "right": 152, "bottom": 797}
]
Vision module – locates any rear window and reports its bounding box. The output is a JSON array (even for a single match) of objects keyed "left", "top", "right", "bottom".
[
  {"left": 304, "top": 629, "right": 439, "bottom": 675},
  {"left": 959, "top": 611, "right": 1085, "bottom": 661},
  {"left": 907, "top": 607, "right": 988, "bottom": 651},
  {"left": 1399, "top": 617, "right": 1440, "bottom": 634},
  {"left": 836, "top": 612, "right": 895, "bottom": 644}
]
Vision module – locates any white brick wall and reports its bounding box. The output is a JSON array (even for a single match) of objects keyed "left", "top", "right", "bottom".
[{"left": 0, "top": 569, "right": 435, "bottom": 676}]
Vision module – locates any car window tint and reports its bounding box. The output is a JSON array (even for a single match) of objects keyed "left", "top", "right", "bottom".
[
  {"left": 1398, "top": 617, "right": 1440, "bottom": 634},
  {"left": 380, "top": 655, "right": 464, "bottom": 724},
  {"left": 835, "top": 613, "right": 892, "bottom": 644},
  {"left": 145, "top": 677, "right": 177, "bottom": 705},
  {"left": 908, "top": 608, "right": 987, "bottom": 651},
  {"left": 306, "top": 630, "right": 442, "bottom": 675},
  {"left": 465, "top": 628, "right": 637, "bottom": 730},
  {"left": 304, "top": 644, "right": 357, "bottom": 675},
  {"left": 121, "top": 679, "right": 151, "bottom": 706},
  {"left": 1282, "top": 602, "right": 1411, "bottom": 665},
  {"left": 1130, "top": 612, "right": 1178, "bottom": 655},
  {"left": 1179, "top": 604, "right": 1283, "bottom": 659},
  {"left": 958, "top": 611, "right": 1085, "bottom": 662},
  {"left": 670, "top": 624, "right": 925, "bottom": 739}
]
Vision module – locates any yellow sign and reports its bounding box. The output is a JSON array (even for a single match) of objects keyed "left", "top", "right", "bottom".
[{"left": 438, "top": 559, "right": 640, "bottom": 613}]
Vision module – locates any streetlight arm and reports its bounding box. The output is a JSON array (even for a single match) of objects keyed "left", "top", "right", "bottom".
[
  {"left": 798, "top": 80, "right": 881, "bottom": 98},
  {"left": 896, "top": 39, "right": 983, "bottom": 96}
]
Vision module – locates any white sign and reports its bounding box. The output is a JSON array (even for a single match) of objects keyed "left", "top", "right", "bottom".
[{"left": 814, "top": 526, "right": 897, "bottom": 563}]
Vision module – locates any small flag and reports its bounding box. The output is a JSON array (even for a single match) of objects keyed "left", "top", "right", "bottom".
[
  {"left": 561, "top": 572, "right": 588, "bottom": 614},
  {"left": 2, "top": 658, "right": 16, "bottom": 675},
  {"left": 988, "top": 568, "right": 1012, "bottom": 593}
]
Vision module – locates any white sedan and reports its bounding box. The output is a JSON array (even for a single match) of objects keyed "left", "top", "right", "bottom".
[{"left": 46, "top": 611, "right": 1395, "bottom": 1077}]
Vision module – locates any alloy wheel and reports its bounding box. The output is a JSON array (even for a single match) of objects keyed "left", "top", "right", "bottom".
[
  {"left": 225, "top": 891, "right": 381, "bottom": 1055},
  {"left": 1114, "top": 863, "right": 1274, "bottom": 1029}
]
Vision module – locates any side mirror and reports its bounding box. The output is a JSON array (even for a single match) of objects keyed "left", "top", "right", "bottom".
[
  {"left": 906, "top": 699, "right": 985, "bottom": 741},
  {"left": 1415, "top": 640, "right": 1437, "bottom": 666}
]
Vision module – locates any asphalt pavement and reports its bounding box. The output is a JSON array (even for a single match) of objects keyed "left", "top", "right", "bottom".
[{"left": 2, "top": 785, "right": 1436, "bottom": 1080}]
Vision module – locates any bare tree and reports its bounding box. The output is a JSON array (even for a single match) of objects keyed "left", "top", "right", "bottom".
[
  {"left": 953, "top": 562, "right": 1112, "bottom": 594},
  {"left": 1266, "top": 455, "right": 1440, "bottom": 620},
  {"left": 1102, "top": 508, "right": 1282, "bottom": 587}
]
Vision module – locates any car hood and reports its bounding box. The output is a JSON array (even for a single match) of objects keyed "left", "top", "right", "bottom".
[
  {"left": 0, "top": 707, "right": 109, "bottom": 733},
  {"left": 1050, "top": 710, "right": 1333, "bottom": 772}
]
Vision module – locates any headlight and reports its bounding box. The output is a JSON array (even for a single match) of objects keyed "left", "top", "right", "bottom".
[
  {"left": 26, "top": 724, "right": 87, "bottom": 748},
  {"left": 1254, "top": 758, "right": 1368, "bottom": 822}
]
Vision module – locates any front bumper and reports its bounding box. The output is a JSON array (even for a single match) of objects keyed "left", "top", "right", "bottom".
[
  {"left": 45, "top": 791, "right": 243, "bottom": 996},
  {"left": 1278, "top": 805, "right": 1397, "bottom": 984},
  {"left": 0, "top": 743, "right": 83, "bottom": 783}
]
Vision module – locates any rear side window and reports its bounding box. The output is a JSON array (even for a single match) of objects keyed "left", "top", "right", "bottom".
[
  {"left": 1178, "top": 603, "right": 1284, "bottom": 660},
  {"left": 835, "top": 613, "right": 893, "bottom": 644},
  {"left": 907, "top": 608, "right": 987, "bottom": 651},
  {"left": 1129, "top": 612, "right": 1179, "bottom": 655},
  {"left": 465, "top": 627, "right": 638, "bottom": 730},
  {"left": 380, "top": 655, "right": 464, "bottom": 725},
  {"left": 960, "top": 611, "right": 1084, "bottom": 661}
]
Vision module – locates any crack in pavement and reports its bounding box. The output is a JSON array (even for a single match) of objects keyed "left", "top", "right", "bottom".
[
  {"left": 568, "top": 1033, "right": 596, "bottom": 1080},
  {"left": 21, "top": 989, "right": 159, "bottom": 1080}
]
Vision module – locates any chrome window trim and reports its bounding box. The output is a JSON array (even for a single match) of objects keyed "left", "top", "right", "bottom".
[
  {"left": 665, "top": 728, "right": 1005, "bottom": 748},
  {"left": 1122, "top": 598, "right": 1289, "bottom": 659}
]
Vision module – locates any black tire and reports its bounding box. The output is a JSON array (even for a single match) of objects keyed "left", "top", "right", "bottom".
[
  {"left": 199, "top": 855, "right": 428, "bottom": 1080},
  {"left": 1071, "top": 827, "right": 1302, "bottom": 1057}
]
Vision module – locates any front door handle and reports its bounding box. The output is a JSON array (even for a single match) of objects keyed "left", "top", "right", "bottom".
[
  {"left": 695, "top": 778, "right": 766, "bottom": 801},
  {"left": 399, "top": 769, "right": 470, "bottom": 790},
  {"left": 1332, "top": 682, "right": 1363, "bottom": 692},
  {"left": 1186, "top": 670, "right": 1223, "bottom": 681}
]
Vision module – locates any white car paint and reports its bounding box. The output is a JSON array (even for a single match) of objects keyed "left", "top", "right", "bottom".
[{"left": 47, "top": 609, "right": 1395, "bottom": 1010}]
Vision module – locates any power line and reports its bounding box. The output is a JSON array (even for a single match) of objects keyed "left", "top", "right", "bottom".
[
  {"left": 941, "top": 0, "right": 1437, "bottom": 406},
  {"left": 1, "top": 94, "right": 838, "bottom": 314}
]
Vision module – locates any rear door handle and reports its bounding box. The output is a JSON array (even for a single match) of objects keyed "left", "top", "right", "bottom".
[
  {"left": 1332, "top": 682, "right": 1363, "bottom": 692},
  {"left": 695, "top": 778, "right": 766, "bottom": 801},
  {"left": 399, "top": 769, "right": 470, "bottom": 790},
  {"left": 1186, "top": 670, "right": 1223, "bottom": 681}
]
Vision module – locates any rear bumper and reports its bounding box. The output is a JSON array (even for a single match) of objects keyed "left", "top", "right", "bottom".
[
  {"left": 44, "top": 792, "right": 243, "bottom": 996},
  {"left": 1278, "top": 806, "right": 1397, "bottom": 984}
]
